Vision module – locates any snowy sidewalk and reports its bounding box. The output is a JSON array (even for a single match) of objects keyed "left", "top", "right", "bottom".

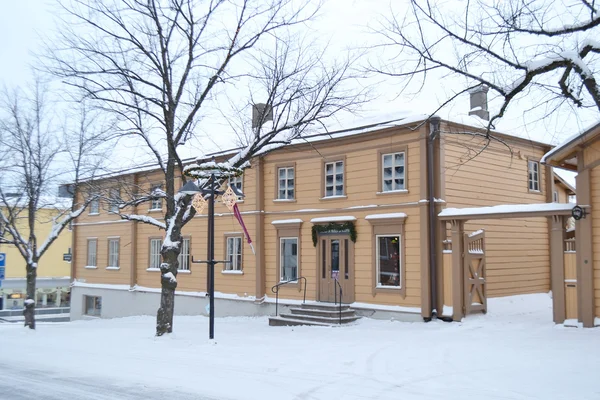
[{"left": 1, "top": 293, "right": 599, "bottom": 400}]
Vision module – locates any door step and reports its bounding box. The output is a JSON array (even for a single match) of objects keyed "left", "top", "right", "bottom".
[{"left": 269, "top": 303, "right": 360, "bottom": 327}]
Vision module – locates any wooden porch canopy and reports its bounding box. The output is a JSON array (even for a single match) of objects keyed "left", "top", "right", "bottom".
[{"left": 439, "top": 203, "right": 575, "bottom": 221}]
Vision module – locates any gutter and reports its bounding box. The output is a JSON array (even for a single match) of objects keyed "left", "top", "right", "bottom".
[{"left": 426, "top": 117, "right": 441, "bottom": 320}]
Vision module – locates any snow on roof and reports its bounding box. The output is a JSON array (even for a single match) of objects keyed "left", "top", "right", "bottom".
[
  {"left": 364, "top": 213, "right": 408, "bottom": 220},
  {"left": 271, "top": 219, "right": 303, "bottom": 225},
  {"left": 2, "top": 195, "right": 72, "bottom": 210},
  {"left": 310, "top": 216, "right": 356, "bottom": 223},
  {"left": 439, "top": 203, "right": 574, "bottom": 218},
  {"left": 541, "top": 120, "right": 600, "bottom": 165}
]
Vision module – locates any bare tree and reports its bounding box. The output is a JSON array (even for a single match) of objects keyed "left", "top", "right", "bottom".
[
  {"left": 370, "top": 0, "right": 600, "bottom": 132},
  {"left": 0, "top": 80, "right": 111, "bottom": 329},
  {"left": 47, "top": 0, "right": 366, "bottom": 336}
]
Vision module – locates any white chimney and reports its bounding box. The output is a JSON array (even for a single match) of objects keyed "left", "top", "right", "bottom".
[{"left": 468, "top": 85, "right": 489, "bottom": 120}]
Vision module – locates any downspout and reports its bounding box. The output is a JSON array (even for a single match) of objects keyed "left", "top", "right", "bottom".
[{"left": 427, "top": 116, "right": 441, "bottom": 319}]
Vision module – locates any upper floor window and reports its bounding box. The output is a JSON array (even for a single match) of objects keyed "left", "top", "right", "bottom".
[
  {"left": 178, "top": 238, "right": 190, "bottom": 271},
  {"left": 382, "top": 152, "right": 406, "bottom": 192},
  {"left": 324, "top": 161, "right": 344, "bottom": 197},
  {"left": 89, "top": 194, "right": 100, "bottom": 215},
  {"left": 278, "top": 167, "right": 295, "bottom": 200},
  {"left": 149, "top": 238, "right": 162, "bottom": 269},
  {"left": 225, "top": 236, "right": 242, "bottom": 271},
  {"left": 553, "top": 190, "right": 558, "bottom": 203},
  {"left": 150, "top": 185, "right": 162, "bottom": 210},
  {"left": 109, "top": 188, "right": 120, "bottom": 213},
  {"left": 229, "top": 174, "right": 243, "bottom": 193},
  {"left": 528, "top": 160, "right": 540, "bottom": 192}
]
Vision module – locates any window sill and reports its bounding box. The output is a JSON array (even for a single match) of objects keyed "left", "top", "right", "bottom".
[
  {"left": 528, "top": 189, "right": 542, "bottom": 194},
  {"left": 319, "top": 195, "right": 347, "bottom": 201},
  {"left": 146, "top": 268, "right": 160, "bottom": 272},
  {"left": 221, "top": 270, "right": 243, "bottom": 275},
  {"left": 376, "top": 189, "right": 408, "bottom": 195},
  {"left": 148, "top": 209, "right": 163, "bottom": 213},
  {"left": 273, "top": 199, "right": 296, "bottom": 203},
  {"left": 84, "top": 266, "right": 97, "bottom": 269},
  {"left": 88, "top": 213, "right": 99, "bottom": 216},
  {"left": 177, "top": 270, "right": 191, "bottom": 274},
  {"left": 105, "top": 266, "right": 120, "bottom": 271},
  {"left": 375, "top": 285, "right": 402, "bottom": 290}
]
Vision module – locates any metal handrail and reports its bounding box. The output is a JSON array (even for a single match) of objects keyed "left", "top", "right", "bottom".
[
  {"left": 334, "top": 278, "right": 343, "bottom": 325},
  {"left": 271, "top": 277, "right": 307, "bottom": 316}
]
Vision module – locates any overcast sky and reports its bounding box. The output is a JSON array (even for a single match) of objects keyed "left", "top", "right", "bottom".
[{"left": 0, "top": 0, "right": 589, "bottom": 186}]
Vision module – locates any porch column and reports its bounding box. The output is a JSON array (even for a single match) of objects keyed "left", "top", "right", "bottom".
[
  {"left": 56, "top": 289, "right": 61, "bottom": 307},
  {"left": 549, "top": 215, "right": 566, "bottom": 324},
  {"left": 42, "top": 293, "right": 48, "bottom": 307},
  {"left": 575, "top": 164, "right": 594, "bottom": 327},
  {"left": 450, "top": 219, "right": 465, "bottom": 321}
]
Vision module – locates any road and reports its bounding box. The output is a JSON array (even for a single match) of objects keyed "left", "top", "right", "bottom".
[{"left": 0, "top": 362, "right": 214, "bottom": 400}]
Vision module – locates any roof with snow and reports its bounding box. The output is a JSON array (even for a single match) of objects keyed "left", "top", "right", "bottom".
[
  {"left": 541, "top": 120, "right": 600, "bottom": 170},
  {"left": 439, "top": 203, "right": 575, "bottom": 220}
]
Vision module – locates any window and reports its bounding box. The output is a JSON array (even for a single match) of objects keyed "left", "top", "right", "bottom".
[
  {"left": 150, "top": 238, "right": 162, "bottom": 269},
  {"left": 89, "top": 194, "right": 99, "bottom": 214},
  {"left": 224, "top": 236, "right": 243, "bottom": 271},
  {"left": 376, "top": 235, "right": 401, "bottom": 287},
  {"left": 108, "top": 238, "right": 119, "bottom": 268},
  {"left": 324, "top": 161, "right": 344, "bottom": 197},
  {"left": 278, "top": 167, "right": 295, "bottom": 199},
  {"left": 528, "top": 160, "right": 540, "bottom": 192},
  {"left": 109, "top": 188, "right": 120, "bottom": 213},
  {"left": 84, "top": 295, "right": 101, "bottom": 316},
  {"left": 553, "top": 190, "right": 558, "bottom": 203},
  {"left": 178, "top": 238, "right": 190, "bottom": 271},
  {"left": 87, "top": 239, "right": 97, "bottom": 267},
  {"left": 150, "top": 185, "right": 162, "bottom": 210},
  {"left": 229, "top": 174, "right": 243, "bottom": 194},
  {"left": 280, "top": 238, "right": 298, "bottom": 281},
  {"left": 382, "top": 152, "right": 406, "bottom": 192}
]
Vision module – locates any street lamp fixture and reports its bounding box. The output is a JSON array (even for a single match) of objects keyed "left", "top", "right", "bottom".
[{"left": 178, "top": 171, "right": 244, "bottom": 340}]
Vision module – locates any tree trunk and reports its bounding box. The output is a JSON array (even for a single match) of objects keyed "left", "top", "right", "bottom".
[
  {"left": 156, "top": 248, "right": 179, "bottom": 336},
  {"left": 24, "top": 264, "right": 37, "bottom": 330}
]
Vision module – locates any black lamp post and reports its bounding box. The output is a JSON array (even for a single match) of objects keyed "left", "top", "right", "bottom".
[{"left": 179, "top": 173, "right": 244, "bottom": 340}]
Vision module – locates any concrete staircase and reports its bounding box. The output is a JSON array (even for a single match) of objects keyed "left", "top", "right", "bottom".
[{"left": 269, "top": 303, "right": 360, "bottom": 327}]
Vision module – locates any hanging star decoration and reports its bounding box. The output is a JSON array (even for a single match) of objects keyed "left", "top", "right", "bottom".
[
  {"left": 221, "top": 185, "right": 238, "bottom": 211},
  {"left": 192, "top": 193, "right": 207, "bottom": 214}
]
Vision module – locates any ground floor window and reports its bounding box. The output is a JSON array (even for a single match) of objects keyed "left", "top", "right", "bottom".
[
  {"left": 84, "top": 295, "right": 102, "bottom": 316},
  {"left": 280, "top": 237, "right": 298, "bottom": 281},
  {"left": 225, "top": 236, "right": 243, "bottom": 271},
  {"left": 376, "top": 235, "right": 401, "bottom": 287},
  {"left": 178, "top": 238, "right": 190, "bottom": 271}
]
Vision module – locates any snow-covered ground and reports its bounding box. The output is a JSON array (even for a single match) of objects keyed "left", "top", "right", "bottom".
[{"left": 1, "top": 293, "right": 599, "bottom": 400}]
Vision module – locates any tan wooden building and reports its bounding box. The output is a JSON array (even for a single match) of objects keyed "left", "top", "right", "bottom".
[
  {"left": 542, "top": 121, "right": 600, "bottom": 328},
  {"left": 70, "top": 112, "right": 575, "bottom": 322}
]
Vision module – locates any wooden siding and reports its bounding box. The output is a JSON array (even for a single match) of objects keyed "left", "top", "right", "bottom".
[
  {"left": 443, "top": 132, "right": 552, "bottom": 297},
  {"left": 589, "top": 157, "right": 600, "bottom": 318},
  {"left": 74, "top": 222, "right": 132, "bottom": 285}
]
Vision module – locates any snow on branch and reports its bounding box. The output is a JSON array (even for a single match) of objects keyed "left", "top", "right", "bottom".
[{"left": 119, "top": 214, "right": 166, "bottom": 230}]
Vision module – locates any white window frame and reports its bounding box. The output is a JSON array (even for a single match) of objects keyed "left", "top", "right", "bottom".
[
  {"left": 382, "top": 152, "right": 406, "bottom": 192},
  {"left": 528, "top": 160, "right": 540, "bottom": 192},
  {"left": 177, "top": 238, "right": 190, "bottom": 271},
  {"left": 376, "top": 234, "right": 402, "bottom": 288},
  {"left": 280, "top": 237, "right": 298, "bottom": 282},
  {"left": 150, "top": 185, "right": 162, "bottom": 210},
  {"left": 108, "top": 238, "right": 119, "bottom": 268},
  {"left": 89, "top": 194, "right": 100, "bottom": 215},
  {"left": 87, "top": 239, "right": 97, "bottom": 267},
  {"left": 109, "top": 188, "right": 120, "bottom": 213},
  {"left": 225, "top": 236, "right": 243, "bottom": 271},
  {"left": 324, "top": 161, "right": 344, "bottom": 197},
  {"left": 278, "top": 167, "right": 295, "bottom": 200},
  {"left": 229, "top": 174, "right": 243, "bottom": 194},
  {"left": 149, "top": 238, "right": 162, "bottom": 269}
]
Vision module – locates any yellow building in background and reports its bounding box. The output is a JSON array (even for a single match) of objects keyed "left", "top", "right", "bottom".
[{"left": 0, "top": 197, "right": 72, "bottom": 311}]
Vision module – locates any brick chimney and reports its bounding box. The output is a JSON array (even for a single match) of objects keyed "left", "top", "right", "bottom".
[{"left": 468, "top": 85, "right": 489, "bottom": 120}]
